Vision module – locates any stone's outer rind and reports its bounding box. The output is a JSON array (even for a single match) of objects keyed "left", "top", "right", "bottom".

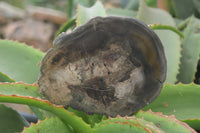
[{"left": 38, "top": 16, "right": 167, "bottom": 117}]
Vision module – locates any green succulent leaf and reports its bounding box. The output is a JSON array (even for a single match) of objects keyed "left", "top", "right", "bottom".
[
  {"left": 193, "top": 0, "right": 200, "bottom": 15},
  {"left": 182, "top": 119, "right": 200, "bottom": 131},
  {"left": 23, "top": 117, "right": 73, "bottom": 133},
  {"left": 0, "top": 40, "right": 45, "bottom": 120},
  {"left": 68, "top": 107, "right": 106, "bottom": 128},
  {"left": 0, "top": 82, "right": 43, "bottom": 98},
  {"left": 0, "top": 40, "right": 44, "bottom": 84},
  {"left": 149, "top": 24, "right": 184, "bottom": 38},
  {"left": 137, "top": 0, "right": 181, "bottom": 83},
  {"left": 0, "top": 104, "right": 29, "bottom": 133},
  {"left": 142, "top": 83, "right": 200, "bottom": 130},
  {"left": 146, "top": 0, "right": 157, "bottom": 7},
  {"left": 94, "top": 110, "right": 195, "bottom": 133},
  {"left": 93, "top": 122, "right": 151, "bottom": 133},
  {"left": 136, "top": 110, "right": 196, "bottom": 133},
  {"left": 106, "top": 8, "right": 137, "bottom": 18},
  {"left": 76, "top": 0, "right": 107, "bottom": 26},
  {"left": 78, "top": 0, "right": 97, "bottom": 7},
  {"left": 0, "top": 82, "right": 47, "bottom": 120},
  {"left": 66, "top": 0, "right": 73, "bottom": 19},
  {"left": 94, "top": 115, "right": 164, "bottom": 133},
  {"left": 0, "top": 94, "right": 92, "bottom": 133},
  {"left": 124, "top": 0, "right": 140, "bottom": 10},
  {"left": 172, "top": 0, "right": 196, "bottom": 19},
  {"left": 55, "top": 19, "right": 76, "bottom": 38},
  {"left": 177, "top": 16, "right": 200, "bottom": 83},
  {"left": 175, "top": 17, "right": 191, "bottom": 30},
  {"left": 0, "top": 72, "right": 15, "bottom": 83}
]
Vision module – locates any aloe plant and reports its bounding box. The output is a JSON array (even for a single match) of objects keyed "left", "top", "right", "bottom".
[
  {"left": 0, "top": 40, "right": 44, "bottom": 84},
  {"left": 0, "top": 0, "right": 200, "bottom": 132},
  {"left": 0, "top": 82, "right": 198, "bottom": 132}
]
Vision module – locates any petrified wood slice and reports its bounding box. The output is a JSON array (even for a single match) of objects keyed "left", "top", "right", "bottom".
[{"left": 37, "top": 16, "right": 167, "bottom": 117}]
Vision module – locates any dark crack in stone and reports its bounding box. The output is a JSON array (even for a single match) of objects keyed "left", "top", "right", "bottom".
[{"left": 37, "top": 16, "right": 167, "bottom": 117}]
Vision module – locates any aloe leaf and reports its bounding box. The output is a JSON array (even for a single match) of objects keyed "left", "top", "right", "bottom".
[
  {"left": 68, "top": 107, "right": 106, "bottom": 128},
  {"left": 67, "top": 0, "right": 73, "bottom": 19},
  {"left": 28, "top": 106, "right": 47, "bottom": 120},
  {"left": 137, "top": 0, "right": 181, "bottom": 83},
  {"left": 177, "top": 16, "right": 200, "bottom": 83},
  {"left": 142, "top": 83, "right": 200, "bottom": 130},
  {"left": 0, "top": 82, "right": 47, "bottom": 120},
  {"left": 106, "top": 8, "right": 137, "bottom": 18},
  {"left": 93, "top": 122, "right": 152, "bottom": 133},
  {"left": 0, "top": 72, "right": 15, "bottom": 82},
  {"left": 0, "top": 40, "right": 46, "bottom": 119},
  {"left": 0, "top": 104, "right": 29, "bottom": 133},
  {"left": 0, "top": 40, "right": 44, "bottom": 84},
  {"left": 0, "top": 82, "right": 43, "bottom": 98},
  {"left": 23, "top": 117, "right": 73, "bottom": 133},
  {"left": 78, "top": 0, "right": 97, "bottom": 7},
  {"left": 172, "top": 0, "right": 195, "bottom": 19},
  {"left": 176, "top": 17, "right": 191, "bottom": 30},
  {"left": 94, "top": 115, "right": 164, "bottom": 133},
  {"left": 149, "top": 24, "right": 184, "bottom": 38},
  {"left": 76, "top": 0, "right": 107, "bottom": 26},
  {"left": 182, "top": 119, "right": 200, "bottom": 131},
  {"left": 146, "top": 0, "right": 157, "bottom": 7},
  {"left": 124, "top": 0, "right": 140, "bottom": 10},
  {"left": 0, "top": 94, "right": 92, "bottom": 133},
  {"left": 193, "top": 0, "right": 200, "bottom": 15},
  {"left": 55, "top": 19, "right": 76, "bottom": 38},
  {"left": 135, "top": 110, "right": 196, "bottom": 133}
]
